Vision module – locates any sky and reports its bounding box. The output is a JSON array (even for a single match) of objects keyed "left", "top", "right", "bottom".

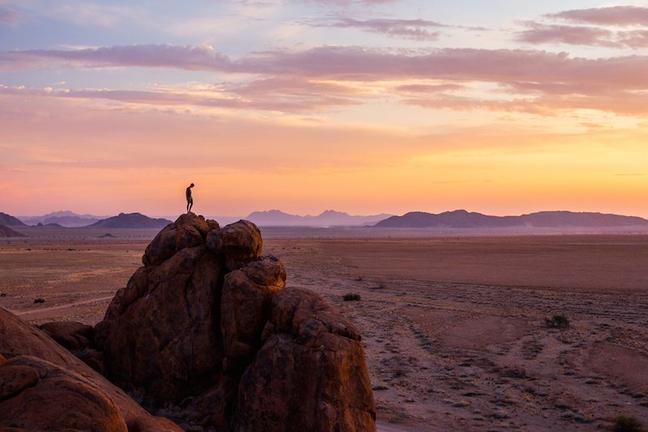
[{"left": 1, "top": 0, "right": 648, "bottom": 217}]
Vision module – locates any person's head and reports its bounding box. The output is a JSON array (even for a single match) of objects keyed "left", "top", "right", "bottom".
[{"left": 190, "top": 183, "right": 195, "bottom": 188}]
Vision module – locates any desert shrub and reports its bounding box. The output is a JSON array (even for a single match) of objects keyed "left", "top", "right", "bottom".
[
  {"left": 343, "top": 293, "right": 361, "bottom": 302},
  {"left": 613, "top": 416, "right": 644, "bottom": 432},
  {"left": 545, "top": 314, "right": 570, "bottom": 329},
  {"left": 33, "top": 298, "right": 45, "bottom": 304}
]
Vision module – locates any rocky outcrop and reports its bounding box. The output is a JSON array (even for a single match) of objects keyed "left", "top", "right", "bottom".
[
  {"left": 235, "top": 287, "right": 376, "bottom": 432},
  {"left": 96, "top": 213, "right": 376, "bottom": 431},
  {"left": 0, "top": 308, "right": 182, "bottom": 432},
  {"left": 1, "top": 212, "right": 375, "bottom": 431}
]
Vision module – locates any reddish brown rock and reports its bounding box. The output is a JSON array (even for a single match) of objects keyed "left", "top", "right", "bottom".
[
  {"left": 0, "top": 308, "right": 182, "bottom": 432},
  {"left": 221, "top": 256, "right": 286, "bottom": 365},
  {"left": 94, "top": 215, "right": 375, "bottom": 431},
  {"left": 143, "top": 212, "right": 219, "bottom": 266},
  {"left": 97, "top": 244, "right": 225, "bottom": 403},
  {"left": 39, "top": 320, "right": 104, "bottom": 373},
  {"left": 39, "top": 321, "right": 94, "bottom": 351},
  {"left": 207, "top": 220, "right": 262, "bottom": 270},
  {"left": 234, "top": 288, "right": 376, "bottom": 432},
  {"left": 0, "top": 355, "right": 129, "bottom": 432}
]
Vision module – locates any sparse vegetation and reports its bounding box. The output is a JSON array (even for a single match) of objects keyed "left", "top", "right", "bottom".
[
  {"left": 343, "top": 293, "right": 361, "bottom": 302},
  {"left": 545, "top": 314, "right": 570, "bottom": 329},
  {"left": 0, "top": 293, "right": 6, "bottom": 297},
  {"left": 33, "top": 297, "right": 46, "bottom": 304},
  {"left": 613, "top": 416, "right": 644, "bottom": 432}
]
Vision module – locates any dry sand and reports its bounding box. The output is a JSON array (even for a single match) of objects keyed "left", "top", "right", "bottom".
[{"left": 2, "top": 230, "right": 648, "bottom": 431}]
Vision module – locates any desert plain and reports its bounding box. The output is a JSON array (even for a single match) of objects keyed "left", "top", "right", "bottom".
[{"left": 1, "top": 226, "right": 648, "bottom": 431}]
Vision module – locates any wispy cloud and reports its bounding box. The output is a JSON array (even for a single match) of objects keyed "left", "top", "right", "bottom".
[
  {"left": 547, "top": 6, "right": 648, "bottom": 26},
  {"left": 313, "top": 17, "right": 444, "bottom": 40}
]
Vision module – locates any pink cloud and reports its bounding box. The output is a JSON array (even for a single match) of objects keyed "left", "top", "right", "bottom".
[
  {"left": 315, "top": 17, "right": 443, "bottom": 40},
  {"left": 517, "top": 22, "right": 617, "bottom": 47},
  {"left": 547, "top": 6, "right": 648, "bottom": 26},
  {"left": 0, "top": 6, "right": 18, "bottom": 24}
]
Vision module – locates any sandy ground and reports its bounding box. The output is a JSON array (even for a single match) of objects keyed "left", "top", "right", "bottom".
[{"left": 2, "top": 230, "right": 648, "bottom": 431}]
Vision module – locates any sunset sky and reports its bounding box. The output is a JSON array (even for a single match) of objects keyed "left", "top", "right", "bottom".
[{"left": 1, "top": 0, "right": 648, "bottom": 217}]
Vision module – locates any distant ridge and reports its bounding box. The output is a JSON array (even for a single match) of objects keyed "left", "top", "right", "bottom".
[
  {"left": 0, "top": 212, "right": 26, "bottom": 227},
  {"left": 247, "top": 209, "right": 392, "bottom": 227},
  {"left": 20, "top": 211, "right": 102, "bottom": 227},
  {"left": 88, "top": 213, "right": 172, "bottom": 229},
  {"left": 375, "top": 210, "right": 648, "bottom": 229},
  {"left": 0, "top": 224, "right": 27, "bottom": 237}
]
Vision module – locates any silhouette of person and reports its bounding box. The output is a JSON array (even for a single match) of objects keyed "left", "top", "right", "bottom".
[{"left": 186, "top": 183, "right": 195, "bottom": 213}]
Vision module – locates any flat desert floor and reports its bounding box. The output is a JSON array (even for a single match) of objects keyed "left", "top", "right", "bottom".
[{"left": 2, "top": 229, "right": 648, "bottom": 431}]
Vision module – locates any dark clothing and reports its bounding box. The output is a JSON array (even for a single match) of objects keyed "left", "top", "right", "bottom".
[{"left": 186, "top": 187, "right": 193, "bottom": 202}]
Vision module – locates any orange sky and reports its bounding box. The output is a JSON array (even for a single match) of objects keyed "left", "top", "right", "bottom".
[{"left": 1, "top": 2, "right": 648, "bottom": 217}]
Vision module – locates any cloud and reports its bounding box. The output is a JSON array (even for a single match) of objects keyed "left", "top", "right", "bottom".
[
  {"left": 547, "top": 6, "right": 648, "bottom": 26},
  {"left": 517, "top": 21, "right": 648, "bottom": 48},
  {"left": 0, "top": 78, "right": 364, "bottom": 114},
  {"left": 314, "top": 17, "right": 443, "bottom": 40},
  {"left": 5, "top": 44, "right": 648, "bottom": 86},
  {"left": 3, "top": 44, "right": 648, "bottom": 117},
  {"left": 0, "top": 6, "right": 18, "bottom": 24},
  {"left": 517, "top": 22, "right": 617, "bottom": 47},
  {"left": 4, "top": 44, "right": 648, "bottom": 89}
]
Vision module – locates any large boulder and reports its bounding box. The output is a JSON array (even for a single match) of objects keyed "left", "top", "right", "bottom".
[
  {"left": 234, "top": 288, "right": 376, "bottom": 432},
  {"left": 39, "top": 320, "right": 104, "bottom": 373},
  {"left": 207, "top": 220, "right": 263, "bottom": 270},
  {"left": 0, "top": 308, "right": 181, "bottom": 432},
  {"left": 143, "top": 213, "right": 219, "bottom": 266},
  {"left": 96, "top": 245, "right": 225, "bottom": 403},
  {"left": 94, "top": 216, "right": 376, "bottom": 431},
  {"left": 221, "top": 256, "right": 287, "bottom": 367},
  {"left": 0, "top": 355, "right": 129, "bottom": 432}
]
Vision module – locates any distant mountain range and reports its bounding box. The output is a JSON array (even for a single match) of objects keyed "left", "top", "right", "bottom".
[
  {"left": 19, "top": 211, "right": 103, "bottom": 228},
  {"left": 375, "top": 210, "right": 648, "bottom": 229},
  {"left": 89, "top": 213, "right": 172, "bottom": 229},
  {"left": 0, "top": 224, "right": 26, "bottom": 237},
  {"left": 0, "top": 212, "right": 26, "bottom": 227},
  {"left": 246, "top": 209, "right": 392, "bottom": 227}
]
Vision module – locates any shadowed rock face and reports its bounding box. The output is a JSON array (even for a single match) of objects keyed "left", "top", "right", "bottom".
[
  {"left": 0, "top": 308, "right": 182, "bottom": 432},
  {"left": 96, "top": 213, "right": 376, "bottom": 431}
]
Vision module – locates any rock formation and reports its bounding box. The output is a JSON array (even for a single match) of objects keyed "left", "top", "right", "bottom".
[
  {"left": 0, "top": 213, "right": 376, "bottom": 432},
  {"left": 97, "top": 213, "right": 376, "bottom": 431},
  {"left": 0, "top": 308, "right": 181, "bottom": 432}
]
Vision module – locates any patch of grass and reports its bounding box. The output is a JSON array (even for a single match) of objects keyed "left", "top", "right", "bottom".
[
  {"left": 343, "top": 293, "right": 361, "bottom": 302},
  {"left": 613, "top": 416, "right": 644, "bottom": 432},
  {"left": 545, "top": 314, "right": 570, "bottom": 329}
]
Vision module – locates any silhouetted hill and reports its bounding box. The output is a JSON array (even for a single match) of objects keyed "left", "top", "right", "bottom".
[
  {"left": 21, "top": 211, "right": 102, "bottom": 227},
  {"left": 375, "top": 210, "right": 648, "bottom": 228},
  {"left": 88, "top": 213, "right": 172, "bottom": 229},
  {"left": 0, "top": 224, "right": 27, "bottom": 237},
  {"left": 0, "top": 212, "right": 26, "bottom": 227},
  {"left": 247, "top": 209, "right": 392, "bottom": 227}
]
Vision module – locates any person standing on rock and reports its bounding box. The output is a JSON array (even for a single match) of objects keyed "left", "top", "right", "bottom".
[{"left": 186, "top": 183, "right": 195, "bottom": 213}]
